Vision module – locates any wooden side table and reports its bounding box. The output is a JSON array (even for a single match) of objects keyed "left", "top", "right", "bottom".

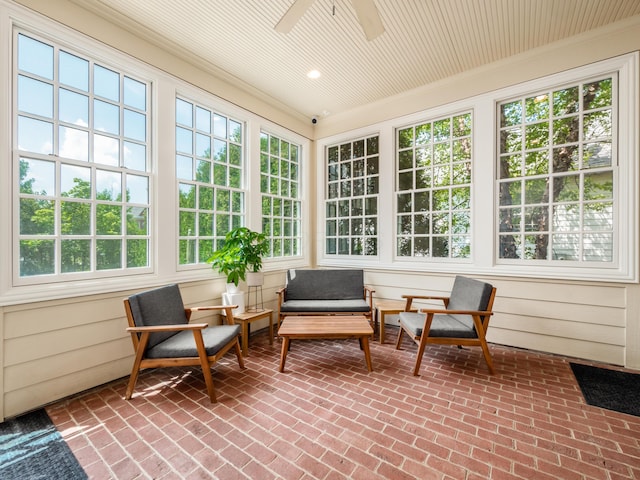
[
  {"left": 231, "top": 309, "right": 273, "bottom": 356},
  {"left": 374, "top": 300, "right": 416, "bottom": 344}
]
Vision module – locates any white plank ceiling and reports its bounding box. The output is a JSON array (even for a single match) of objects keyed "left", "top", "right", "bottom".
[{"left": 69, "top": 0, "right": 640, "bottom": 120}]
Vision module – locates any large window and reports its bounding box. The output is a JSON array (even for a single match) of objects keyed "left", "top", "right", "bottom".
[
  {"left": 396, "top": 112, "right": 473, "bottom": 259},
  {"left": 325, "top": 135, "right": 379, "bottom": 256},
  {"left": 498, "top": 77, "right": 615, "bottom": 263},
  {"left": 15, "top": 31, "right": 151, "bottom": 280},
  {"left": 260, "top": 132, "right": 301, "bottom": 257},
  {"left": 176, "top": 97, "right": 244, "bottom": 266}
]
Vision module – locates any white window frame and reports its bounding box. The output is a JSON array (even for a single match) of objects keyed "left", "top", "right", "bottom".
[
  {"left": 487, "top": 53, "right": 637, "bottom": 281},
  {"left": 175, "top": 95, "right": 246, "bottom": 269},
  {"left": 259, "top": 130, "right": 303, "bottom": 259},
  {"left": 0, "top": 3, "right": 312, "bottom": 304},
  {"left": 324, "top": 134, "right": 380, "bottom": 258}
]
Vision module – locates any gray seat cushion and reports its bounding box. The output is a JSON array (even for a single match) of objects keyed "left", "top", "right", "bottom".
[
  {"left": 127, "top": 284, "right": 188, "bottom": 348},
  {"left": 398, "top": 312, "right": 478, "bottom": 338},
  {"left": 280, "top": 299, "right": 371, "bottom": 313},
  {"left": 146, "top": 324, "right": 241, "bottom": 358}
]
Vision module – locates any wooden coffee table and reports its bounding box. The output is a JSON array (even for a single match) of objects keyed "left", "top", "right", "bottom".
[{"left": 278, "top": 316, "right": 374, "bottom": 372}]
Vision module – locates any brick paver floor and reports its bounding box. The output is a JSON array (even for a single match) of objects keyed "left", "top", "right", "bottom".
[{"left": 47, "top": 325, "right": 640, "bottom": 479}]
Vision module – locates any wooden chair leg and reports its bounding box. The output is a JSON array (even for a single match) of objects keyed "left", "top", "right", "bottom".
[
  {"left": 395, "top": 327, "right": 404, "bottom": 350},
  {"left": 413, "top": 335, "right": 429, "bottom": 376},
  {"left": 479, "top": 340, "right": 495, "bottom": 374},
  {"left": 193, "top": 331, "right": 217, "bottom": 403},
  {"left": 234, "top": 339, "right": 245, "bottom": 369},
  {"left": 125, "top": 333, "right": 149, "bottom": 400}
]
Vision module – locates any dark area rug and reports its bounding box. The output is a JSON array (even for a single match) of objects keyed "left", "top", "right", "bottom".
[
  {"left": 0, "top": 408, "right": 87, "bottom": 479},
  {"left": 570, "top": 362, "right": 640, "bottom": 417}
]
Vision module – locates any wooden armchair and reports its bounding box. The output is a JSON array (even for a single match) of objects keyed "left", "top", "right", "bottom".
[
  {"left": 124, "top": 284, "right": 245, "bottom": 403},
  {"left": 395, "top": 276, "right": 497, "bottom": 375}
]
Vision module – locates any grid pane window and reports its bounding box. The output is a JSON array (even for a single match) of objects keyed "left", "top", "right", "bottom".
[
  {"left": 396, "top": 112, "right": 472, "bottom": 258},
  {"left": 498, "top": 77, "right": 615, "bottom": 262},
  {"left": 325, "top": 135, "right": 379, "bottom": 256},
  {"left": 260, "top": 132, "right": 301, "bottom": 257},
  {"left": 16, "top": 32, "right": 150, "bottom": 278},
  {"left": 176, "top": 97, "right": 244, "bottom": 265}
]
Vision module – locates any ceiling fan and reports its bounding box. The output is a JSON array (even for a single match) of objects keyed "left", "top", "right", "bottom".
[{"left": 275, "top": 0, "right": 385, "bottom": 41}]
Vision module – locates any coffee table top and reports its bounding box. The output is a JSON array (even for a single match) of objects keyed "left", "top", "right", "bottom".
[{"left": 278, "top": 315, "right": 373, "bottom": 337}]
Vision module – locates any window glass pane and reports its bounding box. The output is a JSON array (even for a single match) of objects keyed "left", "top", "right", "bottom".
[
  {"left": 18, "top": 75, "right": 53, "bottom": 117},
  {"left": 20, "top": 158, "right": 55, "bottom": 195},
  {"left": 61, "top": 239, "right": 91, "bottom": 272},
  {"left": 126, "top": 174, "right": 148, "bottom": 204},
  {"left": 59, "top": 126, "right": 88, "bottom": 161},
  {"left": 20, "top": 199, "right": 55, "bottom": 234},
  {"left": 124, "top": 141, "right": 146, "bottom": 171},
  {"left": 196, "top": 106, "right": 210, "bottom": 132},
  {"left": 94, "top": 99, "right": 120, "bottom": 135},
  {"left": 61, "top": 201, "right": 91, "bottom": 234},
  {"left": 124, "top": 109, "right": 146, "bottom": 142},
  {"left": 96, "top": 205, "right": 122, "bottom": 234},
  {"left": 94, "top": 64, "right": 119, "bottom": 101},
  {"left": 59, "top": 88, "right": 89, "bottom": 126},
  {"left": 94, "top": 134, "right": 119, "bottom": 166},
  {"left": 59, "top": 51, "right": 89, "bottom": 91},
  {"left": 61, "top": 165, "right": 90, "bottom": 198},
  {"left": 20, "top": 240, "right": 55, "bottom": 275},
  {"left": 124, "top": 76, "right": 146, "bottom": 110},
  {"left": 176, "top": 98, "right": 193, "bottom": 127},
  {"left": 176, "top": 126, "right": 193, "bottom": 154},
  {"left": 96, "top": 170, "right": 121, "bottom": 201},
  {"left": 18, "top": 34, "right": 53, "bottom": 79},
  {"left": 18, "top": 116, "right": 53, "bottom": 154}
]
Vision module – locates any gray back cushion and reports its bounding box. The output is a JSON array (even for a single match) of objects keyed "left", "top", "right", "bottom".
[
  {"left": 447, "top": 276, "right": 494, "bottom": 325},
  {"left": 127, "top": 284, "right": 188, "bottom": 349},
  {"left": 285, "top": 269, "right": 364, "bottom": 300}
]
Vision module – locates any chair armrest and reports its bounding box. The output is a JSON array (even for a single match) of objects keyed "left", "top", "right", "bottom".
[
  {"left": 190, "top": 305, "right": 237, "bottom": 311},
  {"left": 188, "top": 305, "right": 239, "bottom": 325},
  {"left": 126, "top": 323, "right": 208, "bottom": 333},
  {"left": 418, "top": 308, "right": 493, "bottom": 316},
  {"left": 401, "top": 294, "right": 450, "bottom": 301},
  {"left": 276, "top": 287, "right": 286, "bottom": 296},
  {"left": 364, "top": 286, "right": 375, "bottom": 310},
  {"left": 401, "top": 294, "right": 450, "bottom": 311}
]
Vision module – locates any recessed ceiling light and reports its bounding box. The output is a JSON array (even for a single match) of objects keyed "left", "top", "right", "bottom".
[{"left": 307, "top": 70, "right": 321, "bottom": 79}]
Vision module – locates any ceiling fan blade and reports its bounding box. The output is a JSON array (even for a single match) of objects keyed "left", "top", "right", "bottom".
[
  {"left": 275, "top": 0, "right": 316, "bottom": 34},
  {"left": 351, "top": 0, "right": 385, "bottom": 41}
]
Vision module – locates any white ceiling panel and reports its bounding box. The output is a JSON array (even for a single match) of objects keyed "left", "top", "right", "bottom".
[{"left": 68, "top": 0, "right": 640, "bottom": 119}]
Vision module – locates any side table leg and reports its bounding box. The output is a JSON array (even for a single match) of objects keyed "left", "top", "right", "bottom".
[
  {"left": 379, "top": 311, "right": 385, "bottom": 344},
  {"left": 279, "top": 337, "right": 290, "bottom": 372},
  {"left": 241, "top": 321, "right": 249, "bottom": 357}
]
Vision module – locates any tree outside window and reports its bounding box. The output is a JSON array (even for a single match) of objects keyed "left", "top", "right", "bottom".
[
  {"left": 16, "top": 32, "right": 150, "bottom": 278},
  {"left": 498, "top": 77, "right": 615, "bottom": 262},
  {"left": 396, "top": 112, "right": 472, "bottom": 259}
]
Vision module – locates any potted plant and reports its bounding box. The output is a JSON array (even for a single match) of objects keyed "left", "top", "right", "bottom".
[{"left": 207, "top": 227, "right": 269, "bottom": 290}]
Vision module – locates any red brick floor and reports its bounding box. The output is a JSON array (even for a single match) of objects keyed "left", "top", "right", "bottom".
[{"left": 46, "top": 325, "right": 640, "bottom": 479}]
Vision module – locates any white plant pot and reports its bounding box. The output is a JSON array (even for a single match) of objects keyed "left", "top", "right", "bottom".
[
  {"left": 226, "top": 283, "right": 240, "bottom": 294},
  {"left": 246, "top": 271, "right": 264, "bottom": 287},
  {"left": 222, "top": 292, "right": 245, "bottom": 315}
]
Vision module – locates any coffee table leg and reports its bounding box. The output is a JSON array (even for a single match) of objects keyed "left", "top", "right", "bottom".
[
  {"left": 361, "top": 336, "right": 373, "bottom": 372},
  {"left": 279, "top": 337, "right": 290, "bottom": 372}
]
